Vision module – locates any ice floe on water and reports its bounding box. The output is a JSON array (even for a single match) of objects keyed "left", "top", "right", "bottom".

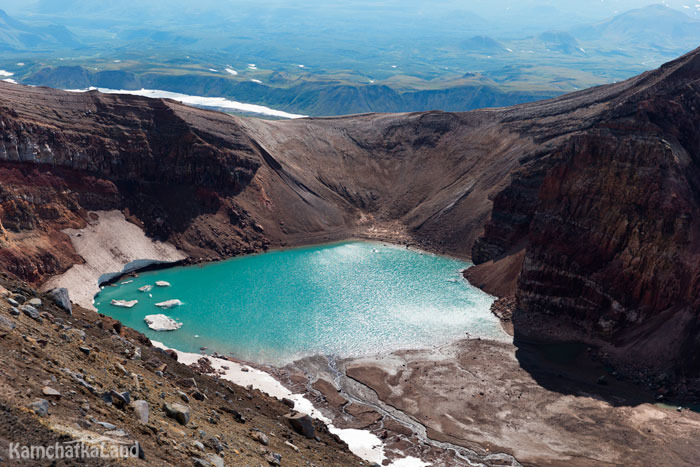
[
  {"left": 0, "top": 70, "right": 14, "bottom": 77},
  {"left": 145, "top": 314, "right": 182, "bottom": 331},
  {"left": 250, "top": 79, "right": 263, "bottom": 84},
  {"left": 225, "top": 67, "right": 237, "bottom": 75},
  {"left": 155, "top": 299, "right": 183, "bottom": 309},
  {"left": 65, "top": 87, "right": 306, "bottom": 119}
]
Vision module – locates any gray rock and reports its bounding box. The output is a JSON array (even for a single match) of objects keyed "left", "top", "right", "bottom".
[
  {"left": 205, "top": 437, "right": 224, "bottom": 453},
  {"left": 131, "top": 400, "right": 149, "bottom": 424},
  {"left": 42, "top": 387, "right": 61, "bottom": 398},
  {"left": 29, "top": 399, "right": 49, "bottom": 417},
  {"left": 264, "top": 452, "right": 281, "bottom": 466},
  {"left": 96, "top": 421, "right": 117, "bottom": 430},
  {"left": 0, "top": 315, "right": 15, "bottom": 331},
  {"left": 251, "top": 430, "right": 269, "bottom": 446},
  {"left": 220, "top": 406, "right": 246, "bottom": 423},
  {"left": 12, "top": 295, "right": 26, "bottom": 304},
  {"left": 206, "top": 454, "right": 225, "bottom": 467},
  {"left": 178, "top": 391, "right": 190, "bottom": 403},
  {"left": 107, "top": 390, "right": 130, "bottom": 409},
  {"left": 192, "top": 458, "right": 210, "bottom": 467},
  {"left": 191, "top": 440, "right": 205, "bottom": 452},
  {"left": 20, "top": 305, "right": 40, "bottom": 320},
  {"left": 48, "top": 288, "right": 72, "bottom": 315},
  {"left": 177, "top": 377, "right": 197, "bottom": 389},
  {"left": 27, "top": 298, "right": 42, "bottom": 307},
  {"left": 191, "top": 390, "right": 207, "bottom": 401},
  {"left": 281, "top": 398, "right": 295, "bottom": 409},
  {"left": 9, "top": 307, "right": 19, "bottom": 316},
  {"left": 285, "top": 412, "right": 315, "bottom": 439},
  {"left": 79, "top": 346, "right": 91, "bottom": 356},
  {"left": 6, "top": 297, "right": 18, "bottom": 307},
  {"left": 163, "top": 402, "right": 191, "bottom": 425}
]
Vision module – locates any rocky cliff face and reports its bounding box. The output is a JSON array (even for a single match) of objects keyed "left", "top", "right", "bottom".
[{"left": 0, "top": 47, "right": 699, "bottom": 377}]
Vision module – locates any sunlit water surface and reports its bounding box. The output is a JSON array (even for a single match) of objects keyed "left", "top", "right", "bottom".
[{"left": 95, "top": 242, "right": 504, "bottom": 365}]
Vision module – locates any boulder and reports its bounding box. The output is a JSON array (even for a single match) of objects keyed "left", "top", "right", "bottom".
[
  {"left": 29, "top": 399, "right": 49, "bottom": 417},
  {"left": 177, "top": 377, "right": 197, "bottom": 389},
  {"left": 280, "top": 398, "right": 295, "bottom": 409},
  {"left": 251, "top": 430, "right": 269, "bottom": 445},
  {"left": 206, "top": 454, "right": 224, "bottom": 467},
  {"left": 20, "top": 305, "right": 40, "bottom": 320},
  {"left": 163, "top": 402, "right": 190, "bottom": 425},
  {"left": 0, "top": 315, "right": 15, "bottom": 331},
  {"left": 107, "top": 390, "right": 131, "bottom": 409},
  {"left": 264, "top": 452, "right": 282, "bottom": 466},
  {"left": 144, "top": 314, "right": 182, "bottom": 331},
  {"left": 131, "top": 400, "right": 149, "bottom": 424},
  {"left": 48, "top": 288, "right": 72, "bottom": 314},
  {"left": 42, "top": 387, "right": 62, "bottom": 398},
  {"left": 27, "top": 298, "right": 42, "bottom": 307},
  {"left": 285, "top": 412, "right": 315, "bottom": 439}
]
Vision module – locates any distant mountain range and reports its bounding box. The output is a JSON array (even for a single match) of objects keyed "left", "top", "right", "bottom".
[
  {"left": 0, "top": 9, "right": 79, "bottom": 51},
  {"left": 1, "top": 4, "right": 699, "bottom": 116},
  {"left": 573, "top": 4, "right": 700, "bottom": 52}
]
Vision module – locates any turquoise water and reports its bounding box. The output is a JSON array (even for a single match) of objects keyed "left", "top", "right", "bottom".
[{"left": 94, "top": 241, "right": 502, "bottom": 365}]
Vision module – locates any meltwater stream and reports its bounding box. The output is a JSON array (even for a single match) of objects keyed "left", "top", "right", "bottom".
[{"left": 95, "top": 241, "right": 503, "bottom": 365}]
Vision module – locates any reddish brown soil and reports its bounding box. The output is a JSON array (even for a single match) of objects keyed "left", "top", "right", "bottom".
[{"left": 0, "top": 48, "right": 699, "bottom": 382}]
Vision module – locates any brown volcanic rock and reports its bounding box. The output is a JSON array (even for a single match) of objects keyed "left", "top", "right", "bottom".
[{"left": 0, "top": 47, "right": 699, "bottom": 377}]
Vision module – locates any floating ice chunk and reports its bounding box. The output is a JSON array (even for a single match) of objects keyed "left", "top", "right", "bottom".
[
  {"left": 155, "top": 299, "right": 183, "bottom": 309},
  {"left": 144, "top": 314, "right": 182, "bottom": 331}
]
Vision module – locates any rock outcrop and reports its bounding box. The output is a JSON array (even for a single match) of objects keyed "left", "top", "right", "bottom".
[{"left": 0, "top": 47, "right": 699, "bottom": 377}]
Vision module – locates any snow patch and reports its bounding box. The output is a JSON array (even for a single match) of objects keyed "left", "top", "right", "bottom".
[
  {"left": 152, "top": 342, "right": 399, "bottom": 465},
  {"left": 65, "top": 87, "right": 306, "bottom": 119}
]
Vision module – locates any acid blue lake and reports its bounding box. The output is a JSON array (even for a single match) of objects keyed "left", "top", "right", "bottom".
[{"left": 94, "top": 241, "right": 503, "bottom": 365}]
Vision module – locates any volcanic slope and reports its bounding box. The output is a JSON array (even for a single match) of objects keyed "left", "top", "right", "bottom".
[{"left": 0, "top": 47, "right": 699, "bottom": 378}]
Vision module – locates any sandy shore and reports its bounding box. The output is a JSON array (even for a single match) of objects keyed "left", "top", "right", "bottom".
[
  {"left": 331, "top": 338, "right": 700, "bottom": 466},
  {"left": 41, "top": 210, "right": 186, "bottom": 309}
]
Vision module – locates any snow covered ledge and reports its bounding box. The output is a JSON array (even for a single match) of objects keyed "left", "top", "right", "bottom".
[
  {"left": 152, "top": 342, "right": 428, "bottom": 467},
  {"left": 41, "top": 210, "right": 186, "bottom": 309}
]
